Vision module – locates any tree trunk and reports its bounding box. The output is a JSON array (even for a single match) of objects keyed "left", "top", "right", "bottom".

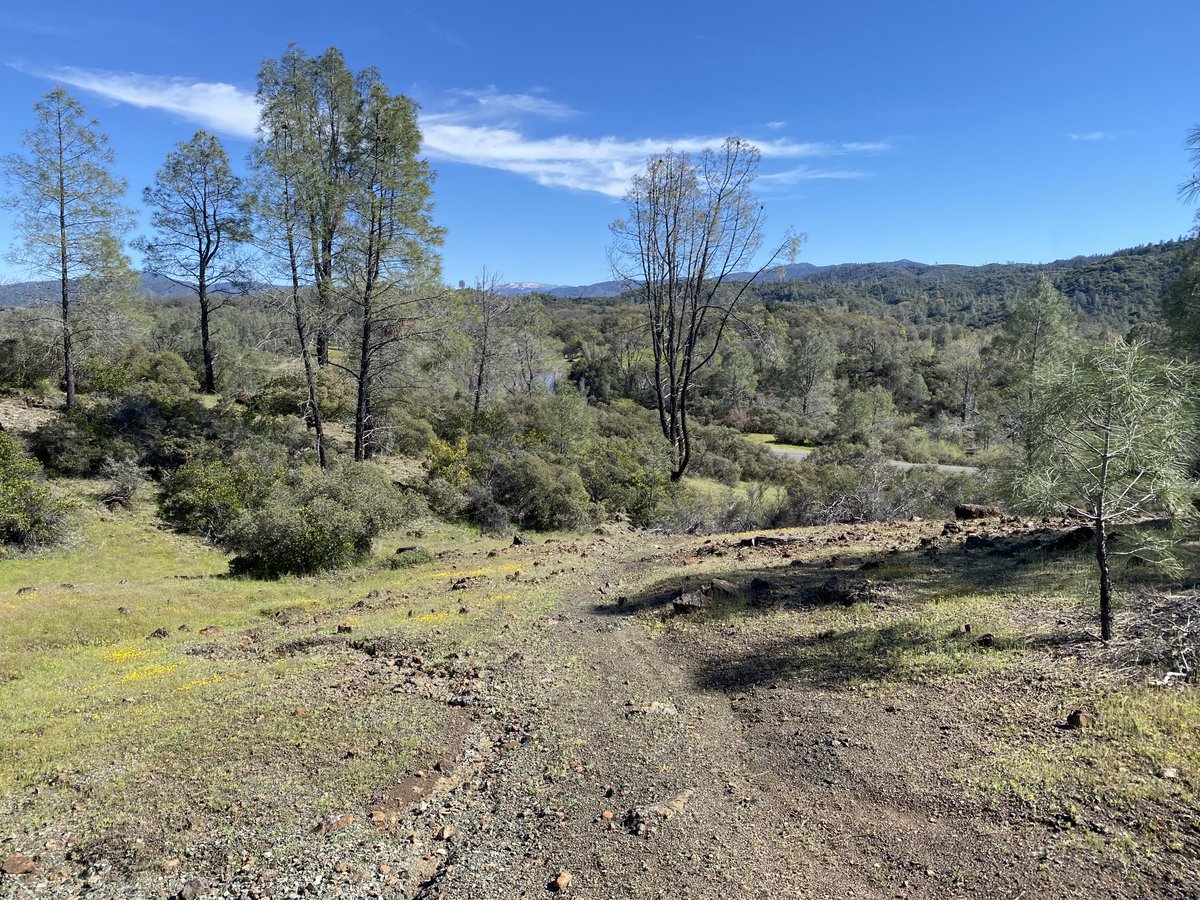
[
  {"left": 198, "top": 280, "right": 216, "bottom": 394},
  {"left": 1096, "top": 517, "right": 1113, "bottom": 641},
  {"left": 470, "top": 331, "right": 484, "bottom": 415},
  {"left": 57, "top": 129, "right": 74, "bottom": 410},
  {"left": 316, "top": 328, "right": 330, "bottom": 367},
  {"left": 60, "top": 247, "right": 74, "bottom": 409},
  {"left": 354, "top": 288, "right": 373, "bottom": 462},
  {"left": 288, "top": 267, "right": 326, "bottom": 469}
]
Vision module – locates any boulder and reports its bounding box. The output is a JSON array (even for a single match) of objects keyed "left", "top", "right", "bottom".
[
  {"left": 1046, "top": 526, "right": 1095, "bottom": 553},
  {"left": 671, "top": 591, "right": 711, "bottom": 615}
]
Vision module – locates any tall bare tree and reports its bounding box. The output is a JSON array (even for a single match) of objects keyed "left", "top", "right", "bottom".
[
  {"left": 462, "top": 270, "right": 514, "bottom": 413},
  {"left": 140, "top": 131, "right": 252, "bottom": 394},
  {"left": 2, "top": 87, "right": 133, "bottom": 408},
  {"left": 610, "top": 137, "right": 801, "bottom": 480}
]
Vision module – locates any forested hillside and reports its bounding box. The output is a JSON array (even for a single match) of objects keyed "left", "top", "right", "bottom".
[{"left": 533, "top": 239, "right": 1187, "bottom": 329}]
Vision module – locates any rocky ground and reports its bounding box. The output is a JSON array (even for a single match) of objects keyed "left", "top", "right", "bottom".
[{"left": 3, "top": 513, "right": 1199, "bottom": 899}]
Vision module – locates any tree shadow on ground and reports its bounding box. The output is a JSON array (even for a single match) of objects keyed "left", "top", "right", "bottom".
[{"left": 593, "top": 520, "right": 1196, "bottom": 694}]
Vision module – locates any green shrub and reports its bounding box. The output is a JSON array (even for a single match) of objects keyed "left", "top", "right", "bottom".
[
  {"left": 31, "top": 395, "right": 300, "bottom": 479},
  {"left": 777, "top": 445, "right": 979, "bottom": 526},
  {"left": 0, "top": 432, "right": 74, "bottom": 551},
  {"left": 384, "top": 413, "right": 437, "bottom": 458},
  {"left": 248, "top": 367, "right": 355, "bottom": 420},
  {"left": 100, "top": 456, "right": 148, "bottom": 506},
  {"left": 0, "top": 333, "right": 59, "bottom": 390},
  {"left": 467, "top": 449, "right": 593, "bottom": 532},
  {"left": 159, "top": 456, "right": 278, "bottom": 541},
  {"left": 578, "top": 435, "right": 673, "bottom": 526},
  {"left": 28, "top": 407, "right": 133, "bottom": 477},
  {"left": 388, "top": 546, "right": 434, "bottom": 569},
  {"left": 79, "top": 348, "right": 199, "bottom": 401},
  {"left": 225, "top": 463, "right": 409, "bottom": 577}
]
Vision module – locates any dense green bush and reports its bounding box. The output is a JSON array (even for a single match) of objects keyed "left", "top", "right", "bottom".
[
  {"left": 31, "top": 395, "right": 303, "bottom": 479},
  {"left": 389, "top": 546, "right": 434, "bottom": 568},
  {"left": 28, "top": 407, "right": 133, "bottom": 476},
  {"left": 578, "top": 435, "right": 673, "bottom": 525},
  {"left": 79, "top": 348, "right": 199, "bottom": 401},
  {"left": 225, "top": 463, "right": 409, "bottom": 577},
  {"left": 248, "top": 367, "right": 356, "bottom": 420},
  {"left": 466, "top": 448, "right": 593, "bottom": 532},
  {"left": 0, "top": 432, "right": 74, "bottom": 551},
  {"left": 0, "top": 333, "right": 59, "bottom": 390},
  {"left": 159, "top": 456, "right": 278, "bottom": 541}
]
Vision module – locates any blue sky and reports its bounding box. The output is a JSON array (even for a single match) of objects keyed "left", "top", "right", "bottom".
[{"left": 1, "top": 0, "right": 1197, "bottom": 287}]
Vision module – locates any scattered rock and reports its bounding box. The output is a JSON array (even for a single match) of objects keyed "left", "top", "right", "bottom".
[
  {"left": 941, "top": 522, "right": 962, "bottom": 536},
  {"left": 178, "top": 878, "right": 205, "bottom": 900},
  {"left": 628, "top": 789, "right": 694, "bottom": 834},
  {"left": 813, "top": 576, "right": 873, "bottom": 606},
  {"left": 976, "top": 633, "right": 996, "bottom": 648},
  {"left": 749, "top": 577, "right": 774, "bottom": 598},
  {"left": 512, "top": 534, "right": 530, "bottom": 546},
  {"left": 632, "top": 700, "right": 678, "bottom": 717},
  {"left": 1, "top": 853, "right": 36, "bottom": 876},
  {"left": 964, "top": 535, "right": 997, "bottom": 551},
  {"left": 550, "top": 870, "right": 573, "bottom": 892},
  {"left": 117, "top": 606, "right": 133, "bottom": 616},
  {"left": 1065, "top": 709, "right": 1094, "bottom": 730},
  {"left": 146, "top": 627, "right": 170, "bottom": 640},
  {"left": 436, "top": 824, "right": 456, "bottom": 840},
  {"left": 318, "top": 813, "right": 354, "bottom": 834},
  {"left": 15, "top": 586, "right": 36, "bottom": 596},
  {"left": 199, "top": 625, "right": 222, "bottom": 637},
  {"left": 955, "top": 504, "right": 1002, "bottom": 520},
  {"left": 336, "top": 624, "right": 353, "bottom": 634}
]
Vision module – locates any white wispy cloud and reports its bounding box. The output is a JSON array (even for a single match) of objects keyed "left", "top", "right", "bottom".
[
  {"left": 1069, "top": 131, "right": 1115, "bottom": 142},
  {"left": 21, "top": 65, "right": 890, "bottom": 198},
  {"left": 33, "top": 65, "right": 261, "bottom": 138},
  {"left": 435, "top": 87, "right": 577, "bottom": 122},
  {"left": 756, "top": 165, "right": 871, "bottom": 189}
]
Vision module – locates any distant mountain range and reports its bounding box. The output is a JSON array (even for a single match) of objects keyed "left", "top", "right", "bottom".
[
  {"left": 494, "top": 243, "right": 1187, "bottom": 300},
  {"left": 1, "top": 240, "right": 1188, "bottom": 324},
  {"left": 0, "top": 273, "right": 259, "bottom": 308}
]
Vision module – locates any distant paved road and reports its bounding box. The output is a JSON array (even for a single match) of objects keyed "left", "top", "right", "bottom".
[{"left": 764, "top": 443, "right": 980, "bottom": 476}]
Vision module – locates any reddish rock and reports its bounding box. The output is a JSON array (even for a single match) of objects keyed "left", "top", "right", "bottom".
[
  {"left": 550, "top": 870, "right": 572, "bottom": 892},
  {"left": 319, "top": 813, "right": 354, "bottom": 834},
  {"left": 1, "top": 853, "right": 36, "bottom": 876}
]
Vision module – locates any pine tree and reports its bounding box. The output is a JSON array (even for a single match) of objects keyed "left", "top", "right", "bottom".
[{"left": 3, "top": 87, "right": 133, "bottom": 408}]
